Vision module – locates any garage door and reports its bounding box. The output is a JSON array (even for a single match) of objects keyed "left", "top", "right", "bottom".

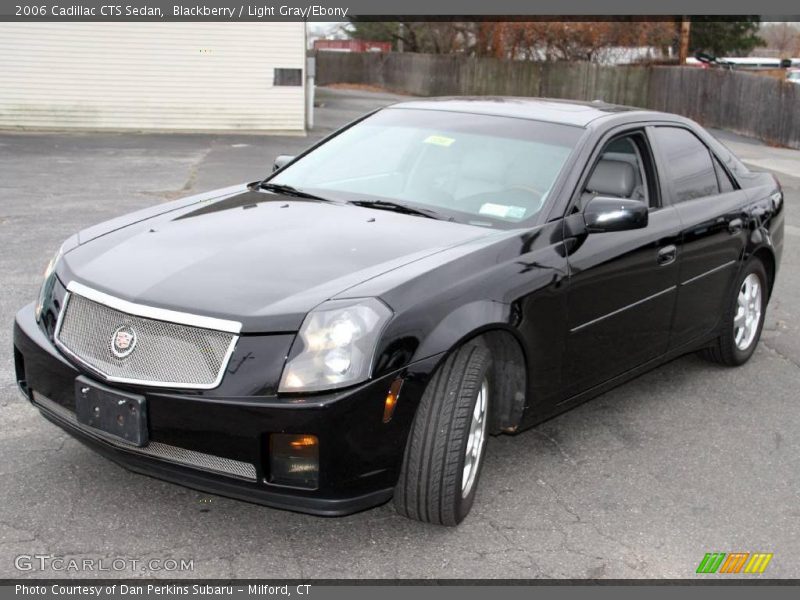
[{"left": 0, "top": 23, "right": 306, "bottom": 132}]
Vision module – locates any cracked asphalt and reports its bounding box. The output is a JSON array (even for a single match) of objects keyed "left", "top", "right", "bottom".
[{"left": 0, "top": 88, "right": 798, "bottom": 579}]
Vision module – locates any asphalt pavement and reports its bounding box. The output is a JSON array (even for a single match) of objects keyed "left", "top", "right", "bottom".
[{"left": 0, "top": 87, "right": 798, "bottom": 579}]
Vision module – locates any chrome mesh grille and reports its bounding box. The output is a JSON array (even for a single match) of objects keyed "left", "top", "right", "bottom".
[{"left": 56, "top": 291, "right": 237, "bottom": 388}]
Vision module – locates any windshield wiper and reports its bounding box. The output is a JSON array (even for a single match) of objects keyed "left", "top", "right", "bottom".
[
  {"left": 348, "top": 199, "right": 443, "bottom": 220},
  {"left": 260, "top": 182, "right": 331, "bottom": 202}
]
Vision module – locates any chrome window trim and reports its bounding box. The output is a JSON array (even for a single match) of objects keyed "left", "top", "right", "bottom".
[
  {"left": 54, "top": 283, "right": 241, "bottom": 390},
  {"left": 33, "top": 392, "right": 257, "bottom": 482}
]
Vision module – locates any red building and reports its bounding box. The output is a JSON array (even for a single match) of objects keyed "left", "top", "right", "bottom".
[{"left": 313, "top": 39, "right": 392, "bottom": 53}]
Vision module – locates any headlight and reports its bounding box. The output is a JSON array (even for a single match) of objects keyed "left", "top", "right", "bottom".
[
  {"left": 34, "top": 244, "right": 65, "bottom": 322},
  {"left": 279, "top": 298, "right": 392, "bottom": 393}
]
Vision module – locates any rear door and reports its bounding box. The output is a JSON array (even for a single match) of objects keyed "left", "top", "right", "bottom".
[
  {"left": 563, "top": 128, "right": 682, "bottom": 397},
  {"left": 648, "top": 126, "right": 748, "bottom": 349}
]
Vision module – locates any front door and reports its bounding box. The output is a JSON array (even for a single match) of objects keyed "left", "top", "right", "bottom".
[{"left": 563, "top": 130, "right": 681, "bottom": 397}]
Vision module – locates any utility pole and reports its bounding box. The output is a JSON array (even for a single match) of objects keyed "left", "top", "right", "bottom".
[
  {"left": 678, "top": 17, "right": 691, "bottom": 65},
  {"left": 397, "top": 22, "right": 404, "bottom": 53}
]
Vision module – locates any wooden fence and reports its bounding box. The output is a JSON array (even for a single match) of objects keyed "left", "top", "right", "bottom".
[{"left": 316, "top": 51, "right": 800, "bottom": 148}]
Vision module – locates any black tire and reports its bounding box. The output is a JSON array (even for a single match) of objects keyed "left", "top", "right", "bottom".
[
  {"left": 394, "top": 343, "right": 492, "bottom": 526},
  {"left": 700, "top": 259, "right": 768, "bottom": 366}
]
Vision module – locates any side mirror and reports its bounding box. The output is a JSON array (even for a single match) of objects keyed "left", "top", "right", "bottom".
[
  {"left": 584, "top": 197, "right": 648, "bottom": 233},
  {"left": 273, "top": 155, "right": 295, "bottom": 172}
]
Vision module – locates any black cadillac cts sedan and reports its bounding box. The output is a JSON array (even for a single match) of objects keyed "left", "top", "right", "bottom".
[{"left": 14, "top": 98, "right": 783, "bottom": 525}]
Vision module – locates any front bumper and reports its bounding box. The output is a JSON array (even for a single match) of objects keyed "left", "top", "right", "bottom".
[{"left": 13, "top": 303, "right": 438, "bottom": 516}]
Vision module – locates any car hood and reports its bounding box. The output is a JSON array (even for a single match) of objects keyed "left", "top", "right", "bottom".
[{"left": 59, "top": 189, "right": 494, "bottom": 332}]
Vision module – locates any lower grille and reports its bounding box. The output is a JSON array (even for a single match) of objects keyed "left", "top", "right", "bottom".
[
  {"left": 33, "top": 392, "right": 257, "bottom": 482},
  {"left": 54, "top": 282, "right": 239, "bottom": 389}
]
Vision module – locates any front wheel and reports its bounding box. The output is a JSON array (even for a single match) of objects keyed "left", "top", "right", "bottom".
[
  {"left": 701, "top": 259, "right": 768, "bottom": 366},
  {"left": 394, "top": 343, "right": 492, "bottom": 526}
]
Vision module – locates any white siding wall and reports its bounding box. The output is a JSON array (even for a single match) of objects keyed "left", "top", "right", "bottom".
[{"left": 0, "top": 23, "right": 306, "bottom": 132}]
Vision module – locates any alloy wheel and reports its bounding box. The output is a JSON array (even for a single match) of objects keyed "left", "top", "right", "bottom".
[
  {"left": 462, "top": 378, "right": 488, "bottom": 498},
  {"left": 734, "top": 273, "right": 762, "bottom": 351}
]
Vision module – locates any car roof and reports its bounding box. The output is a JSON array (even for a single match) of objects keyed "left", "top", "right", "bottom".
[{"left": 388, "top": 96, "right": 673, "bottom": 128}]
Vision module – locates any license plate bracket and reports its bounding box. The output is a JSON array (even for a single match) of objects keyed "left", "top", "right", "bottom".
[{"left": 75, "top": 376, "right": 148, "bottom": 446}]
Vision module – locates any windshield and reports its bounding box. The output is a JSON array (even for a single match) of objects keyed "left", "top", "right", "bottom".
[{"left": 269, "top": 107, "right": 582, "bottom": 228}]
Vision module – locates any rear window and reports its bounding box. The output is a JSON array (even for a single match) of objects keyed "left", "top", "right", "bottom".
[
  {"left": 653, "top": 127, "right": 719, "bottom": 203},
  {"left": 713, "top": 156, "right": 736, "bottom": 193}
]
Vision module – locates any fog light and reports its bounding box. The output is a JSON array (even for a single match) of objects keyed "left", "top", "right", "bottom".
[
  {"left": 383, "top": 378, "right": 404, "bottom": 423},
  {"left": 269, "top": 433, "right": 319, "bottom": 489}
]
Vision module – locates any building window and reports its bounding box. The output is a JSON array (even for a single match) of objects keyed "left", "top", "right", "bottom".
[{"left": 274, "top": 68, "right": 302, "bottom": 86}]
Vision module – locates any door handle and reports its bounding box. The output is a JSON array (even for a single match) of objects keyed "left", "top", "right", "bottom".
[
  {"left": 728, "top": 218, "right": 743, "bottom": 234},
  {"left": 657, "top": 244, "right": 677, "bottom": 266}
]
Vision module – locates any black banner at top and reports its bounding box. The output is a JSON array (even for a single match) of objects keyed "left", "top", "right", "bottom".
[{"left": 2, "top": 0, "right": 799, "bottom": 21}]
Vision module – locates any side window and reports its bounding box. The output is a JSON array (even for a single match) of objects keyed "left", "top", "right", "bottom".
[
  {"left": 652, "top": 127, "right": 719, "bottom": 203},
  {"left": 713, "top": 156, "right": 736, "bottom": 193},
  {"left": 579, "top": 132, "right": 655, "bottom": 211}
]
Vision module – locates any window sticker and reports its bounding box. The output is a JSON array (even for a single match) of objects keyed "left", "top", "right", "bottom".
[
  {"left": 423, "top": 135, "right": 456, "bottom": 147},
  {"left": 479, "top": 203, "right": 527, "bottom": 219}
]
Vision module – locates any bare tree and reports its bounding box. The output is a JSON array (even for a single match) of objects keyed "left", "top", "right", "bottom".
[
  {"left": 468, "top": 21, "right": 677, "bottom": 63},
  {"left": 347, "top": 21, "right": 472, "bottom": 54},
  {"left": 347, "top": 20, "right": 680, "bottom": 63},
  {"left": 759, "top": 23, "right": 800, "bottom": 57}
]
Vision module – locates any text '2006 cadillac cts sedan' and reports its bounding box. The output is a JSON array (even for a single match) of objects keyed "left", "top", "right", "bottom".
[{"left": 14, "top": 97, "right": 783, "bottom": 525}]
